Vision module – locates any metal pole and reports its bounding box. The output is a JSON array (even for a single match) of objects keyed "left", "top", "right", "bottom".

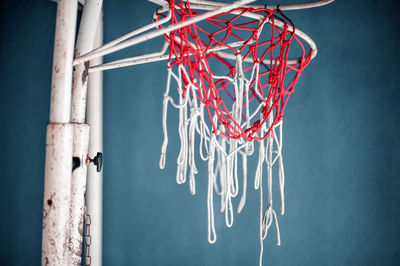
[
  {"left": 69, "top": 0, "right": 103, "bottom": 264},
  {"left": 42, "top": 0, "right": 78, "bottom": 265},
  {"left": 71, "top": 0, "right": 103, "bottom": 123},
  {"left": 69, "top": 125, "right": 90, "bottom": 265},
  {"left": 86, "top": 14, "right": 104, "bottom": 266}
]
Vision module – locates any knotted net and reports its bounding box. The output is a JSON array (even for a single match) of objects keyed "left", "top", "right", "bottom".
[{"left": 155, "top": 1, "right": 311, "bottom": 264}]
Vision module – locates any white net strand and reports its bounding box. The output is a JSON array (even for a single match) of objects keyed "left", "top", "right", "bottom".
[
  {"left": 277, "top": 122, "right": 285, "bottom": 215},
  {"left": 159, "top": 49, "right": 287, "bottom": 261},
  {"left": 257, "top": 119, "right": 282, "bottom": 266},
  {"left": 207, "top": 134, "right": 217, "bottom": 243},
  {"left": 159, "top": 67, "right": 171, "bottom": 170},
  {"left": 176, "top": 66, "right": 189, "bottom": 185},
  {"left": 237, "top": 151, "right": 247, "bottom": 214},
  {"left": 188, "top": 102, "right": 198, "bottom": 195}
]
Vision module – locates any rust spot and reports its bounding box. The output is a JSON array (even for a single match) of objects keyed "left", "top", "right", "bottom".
[
  {"left": 82, "top": 61, "right": 90, "bottom": 84},
  {"left": 68, "top": 238, "right": 73, "bottom": 252},
  {"left": 79, "top": 217, "right": 84, "bottom": 236},
  {"left": 45, "top": 257, "right": 49, "bottom": 266},
  {"left": 43, "top": 192, "right": 55, "bottom": 227},
  {"left": 55, "top": 65, "right": 60, "bottom": 73}
]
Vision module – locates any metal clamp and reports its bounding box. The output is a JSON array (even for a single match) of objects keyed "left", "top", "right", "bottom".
[{"left": 86, "top": 152, "right": 103, "bottom": 172}]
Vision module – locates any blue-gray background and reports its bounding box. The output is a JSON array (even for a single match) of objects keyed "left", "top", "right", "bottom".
[{"left": 1, "top": 0, "right": 399, "bottom": 265}]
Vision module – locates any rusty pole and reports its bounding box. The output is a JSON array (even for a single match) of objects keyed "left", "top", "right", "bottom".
[
  {"left": 69, "top": 0, "right": 103, "bottom": 265},
  {"left": 42, "top": 0, "right": 78, "bottom": 265}
]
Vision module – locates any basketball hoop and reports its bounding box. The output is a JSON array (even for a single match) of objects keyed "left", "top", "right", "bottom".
[
  {"left": 156, "top": 1, "right": 312, "bottom": 264},
  {"left": 43, "top": 0, "right": 333, "bottom": 264}
]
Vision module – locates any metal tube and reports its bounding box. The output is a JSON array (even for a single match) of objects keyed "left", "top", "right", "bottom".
[
  {"left": 49, "top": 0, "right": 78, "bottom": 124},
  {"left": 42, "top": 0, "right": 78, "bottom": 265},
  {"left": 69, "top": 124, "right": 90, "bottom": 265},
  {"left": 71, "top": 0, "right": 103, "bottom": 123},
  {"left": 86, "top": 14, "right": 104, "bottom": 266},
  {"left": 42, "top": 124, "right": 74, "bottom": 265},
  {"left": 73, "top": 0, "right": 256, "bottom": 65},
  {"left": 88, "top": 15, "right": 315, "bottom": 73},
  {"left": 148, "top": 0, "right": 334, "bottom": 11},
  {"left": 85, "top": 10, "right": 171, "bottom": 59},
  {"left": 69, "top": 0, "right": 103, "bottom": 264},
  {"left": 87, "top": 0, "right": 322, "bottom": 72},
  {"left": 88, "top": 40, "right": 248, "bottom": 73}
]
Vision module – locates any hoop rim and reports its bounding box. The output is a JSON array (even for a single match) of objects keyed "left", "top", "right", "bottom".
[
  {"left": 155, "top": 2, "right": 318, "bottom": 64},
  {"left": 84, "top": 0, "right": 334, "bottom": 73},
  {"left": 148, "top": 0, "right": 334, "bottom": 11}
]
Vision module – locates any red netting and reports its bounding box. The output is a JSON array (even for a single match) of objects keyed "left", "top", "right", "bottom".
[{"left": 156, "top": 0, "right": 312, "bottom": 141}]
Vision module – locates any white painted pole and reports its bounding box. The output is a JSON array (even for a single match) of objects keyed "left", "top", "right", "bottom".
[
  {"left": 42, "top": 0, "right": 78, "bottom": 265},
  {"left": 86, "top": 14, "right": 103, "bottom": 266},
  {"left": 43, "top": 125, "right": 74, "bottom": 266},
  {"left": 48, "top": 1, "right": 77, "bottom": 124},
  {"left": 71, "top": 0, "right": 103, "bottom": 123},
  {"left": 69, "top": 0, "right": 103, "bottom": 265},
  {"left": 69, "top": 125, "right": 90, "bottom": 265}
]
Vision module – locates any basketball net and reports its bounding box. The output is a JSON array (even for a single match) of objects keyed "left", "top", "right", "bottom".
[{"left": 156, "top": 1, "right": 311, "bottom": 264}]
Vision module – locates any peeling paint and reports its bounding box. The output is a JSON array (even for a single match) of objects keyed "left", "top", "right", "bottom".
[{"left": 82, "top": 61, "right": 90, "bottom": 84}]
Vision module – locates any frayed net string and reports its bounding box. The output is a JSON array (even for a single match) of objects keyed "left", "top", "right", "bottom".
[{"left": 156, "top": 1, "right": 311, "bottom": 264}]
